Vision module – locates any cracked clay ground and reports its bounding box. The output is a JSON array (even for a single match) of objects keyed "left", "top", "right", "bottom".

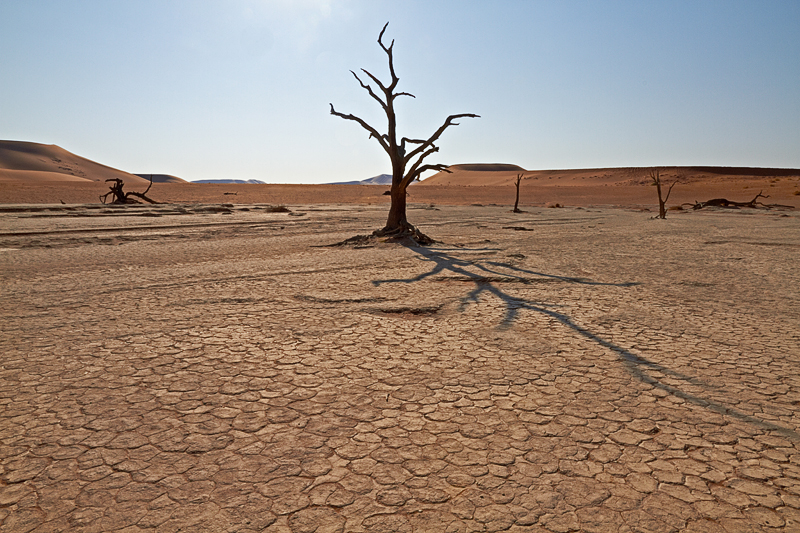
[{"left": 1, "top": 204, "right": 799, "bottom": 532}]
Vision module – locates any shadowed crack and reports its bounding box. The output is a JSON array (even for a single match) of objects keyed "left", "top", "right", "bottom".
[
  {"left": 295, "top": 295, "right": 388, "bottom": 304},
  {"left": 375, "top": 304, "right": 443, "bottom": 316}
]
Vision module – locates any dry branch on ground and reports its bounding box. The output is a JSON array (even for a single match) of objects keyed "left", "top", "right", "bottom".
[
  {"left": 100, "top": 176, "right": 158, "bottom": 204},
  {"left": 685, "top": 190, "right": 794, "bottom": 210}
]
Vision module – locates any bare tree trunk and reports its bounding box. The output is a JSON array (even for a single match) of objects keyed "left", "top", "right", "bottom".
[
  {"left": 376, "top": 170, "right": 406, "bottom": 235},
  {"left": 384, "top": 182, "right": 408, "bottom": 233},
  {"left": 651, "top": 169, "right": 675, "bottom": 219},
  {"left": 655, "top": 176, "right": 666, "bottom": 219},
  {"left": 330, "top": 23, "right": 478, "bottom": 243},
  {"left": 513, "top": 173, "right": 522, "bottom": 213}
]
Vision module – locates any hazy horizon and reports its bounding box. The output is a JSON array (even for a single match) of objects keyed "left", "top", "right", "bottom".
[{"left": 2, "top": 1, "right": 798, "bottom": 184}]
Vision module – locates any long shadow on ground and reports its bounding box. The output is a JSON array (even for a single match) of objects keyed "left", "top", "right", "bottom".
[{"left": 373, "top": 244, "right": 799, "bottom": 441}]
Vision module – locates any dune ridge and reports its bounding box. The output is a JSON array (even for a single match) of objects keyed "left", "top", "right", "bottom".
[
  {"left": 0, "top": 169, "right": 94, "bottom": 183},
  {"left": 0, "top": 140, "right": 150, "bottom": 185},
  {"left": 0, "top": 141, "right": 797, "bottom": 208},
  {"left": 422, "top": 164, "right": 800, "bottom": 186},
  {"left": 134, "top": 174, "right": 187, "bottom": 184}
]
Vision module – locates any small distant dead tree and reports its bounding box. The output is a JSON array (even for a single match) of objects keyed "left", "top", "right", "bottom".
[
  {"left": 100, "top": 176, "right": 158, "bottom": 204},
  {"left": 330, "top": 23, "right": 479, "bottom": 244},
  {"left": 651, "top": 169, "right": 676, "bottom": 219},
  {"left": 513, "top": 173, "right": 523, "bottom": 213}
]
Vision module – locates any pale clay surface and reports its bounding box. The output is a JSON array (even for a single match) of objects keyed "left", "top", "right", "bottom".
[{"left": 0, "top": 203, "right": 798, "bottom": 532}]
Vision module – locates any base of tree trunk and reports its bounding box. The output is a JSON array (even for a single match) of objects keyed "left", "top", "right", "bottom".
[
  {"left": 330, "top": 224, "right": 436, "bottom": 247},
  {"left": 373, "top": 223, "right": 436, "bottom": 246}
]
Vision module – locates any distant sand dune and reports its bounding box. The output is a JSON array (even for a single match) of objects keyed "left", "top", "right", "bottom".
[
  {"left": 0, "top": 140, "right": 150, "bottom": 185},
  {"left": 135, "top": 174, "right": 188, "bottom": 184},
  {"left": 449, "top": 163, "right": 526, "bottom": 172},
  {"left": 0, "top": 143, "right": 797, "bottom": 208},
  {"left": 422, "top": 164, "right": 800, "bottom": 187}
]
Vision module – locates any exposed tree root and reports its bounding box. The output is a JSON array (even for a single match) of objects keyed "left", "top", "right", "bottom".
[
  {"left": 328, "top": 235, "right": 375, "bottom": 247},
  {"left": 373, "top": 223, "right": 436, "bottom": 245},
  {"left": 329, "top": 224, "right": 437, "bottom": 247}
]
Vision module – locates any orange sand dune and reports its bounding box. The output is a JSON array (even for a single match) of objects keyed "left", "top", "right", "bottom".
[
  {"left": 412, "top": 164, "right": 799, "bottom": 209},
  {"left": 420, "top": 164, "right": 527, "bottom": 186},
  {"left": 422, "top": 163, "right": 800, "bottom": 187},
  {"left": 0, "top": 151, "right": 797, "bottom": 209},
  {"left": 0, "top": 169, "right": 94, "bottom": 183},
  {"left": 0, "top": 140, "right": 150, "bottom": 185}
]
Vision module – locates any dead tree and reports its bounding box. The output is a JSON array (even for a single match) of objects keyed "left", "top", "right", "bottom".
[
  {"left": 651, "top": 169, "right": 676, "bottom": 219},
  {"left": 100, "top": 176, "right": 158, "bottom": 204},
  {"left": 330, "top": 23, "right": 478, "bottom": 244},
  {"left": 685, "top": 190, "right": 793, "bottom": 210},
  {"left": 513, "top": 173, "right": 523, "bottom": 213}
]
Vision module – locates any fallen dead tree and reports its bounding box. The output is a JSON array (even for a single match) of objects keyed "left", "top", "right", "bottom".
[
  {"left": 684, "top": 191, "right": 793, "bottom": 210},
  {"left": 100, "top": 176, "right": 158, "bottom": 204}
]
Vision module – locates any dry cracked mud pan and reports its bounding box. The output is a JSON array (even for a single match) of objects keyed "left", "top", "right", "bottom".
[{"left": 1, "top": 204, "right": 799, "bottom": 532}]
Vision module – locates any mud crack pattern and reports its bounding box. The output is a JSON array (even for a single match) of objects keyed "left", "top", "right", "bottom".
[{"left": 1, "top": 205, "right": 799, "bottom": 532}]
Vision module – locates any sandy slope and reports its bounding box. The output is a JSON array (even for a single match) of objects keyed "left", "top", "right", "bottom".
[
  {"left": 0, "top": 144, "right": 797, "bottom": 209},
  {"left": 0, "top": 169, "right": 94, "bottom": 182},
  {"left": 0, "top": 140, "right": 150, "bottom": 185},
  {"left": 422, "top": 163, "right": 800, "bottom": 187}
]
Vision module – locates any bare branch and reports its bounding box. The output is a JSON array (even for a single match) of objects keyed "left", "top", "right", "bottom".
[
  {"left": 358, "top": 69, "right": 388, "bottom": 97},
  {"left": 127, "top": 191, "right": 158, "bottom": 204},
  {"left": 350, "top": 70, "right": 386, "bottom": 108},
  {"left": 376, "top": 22, "right": 399, "bottom": 93},
  {"left": 402, "top": 163, "right": 448, "bottom": 189},
  {"left": 329, "top": 103, "right": 391, "bottom": 155},
  {"left": 664, "top": 180, "right": 677, "bottom": 204},
  {"left": 404, "top": 113, "right": 480, "bottom": 165},
  {"left": 141, "top": 175, "right": 153, "bottom": 196},
  {"left": 378, "top": 22, "right": 400, "bottom": 94},
  {"left": 403, "top": 145, "right": 441, "bottom": 186},
  {"left": 377, "top": 22, "right": 390, "bottom": 52}
]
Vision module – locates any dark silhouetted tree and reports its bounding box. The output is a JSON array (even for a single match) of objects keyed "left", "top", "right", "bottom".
[
  {"left": 100, "top": 176, "right": 158, "bottom": 204},
  {"left": 330, "top": 23, "right": 478, "bottom": 243},
  {"left": 513, "top": 173, "right": 523, "bottom": 213},
  {"left": 651, "top": 169, "right": 675, "bottom": 219}
]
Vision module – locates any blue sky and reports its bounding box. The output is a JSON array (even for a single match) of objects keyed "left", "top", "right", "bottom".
[{"left": 1, "top": 1, "right": 798, "bottom": 183}]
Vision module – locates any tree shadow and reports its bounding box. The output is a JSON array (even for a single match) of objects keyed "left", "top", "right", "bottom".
[{"left": 373, "top": 244, "right": 799, "bottom": 441}]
